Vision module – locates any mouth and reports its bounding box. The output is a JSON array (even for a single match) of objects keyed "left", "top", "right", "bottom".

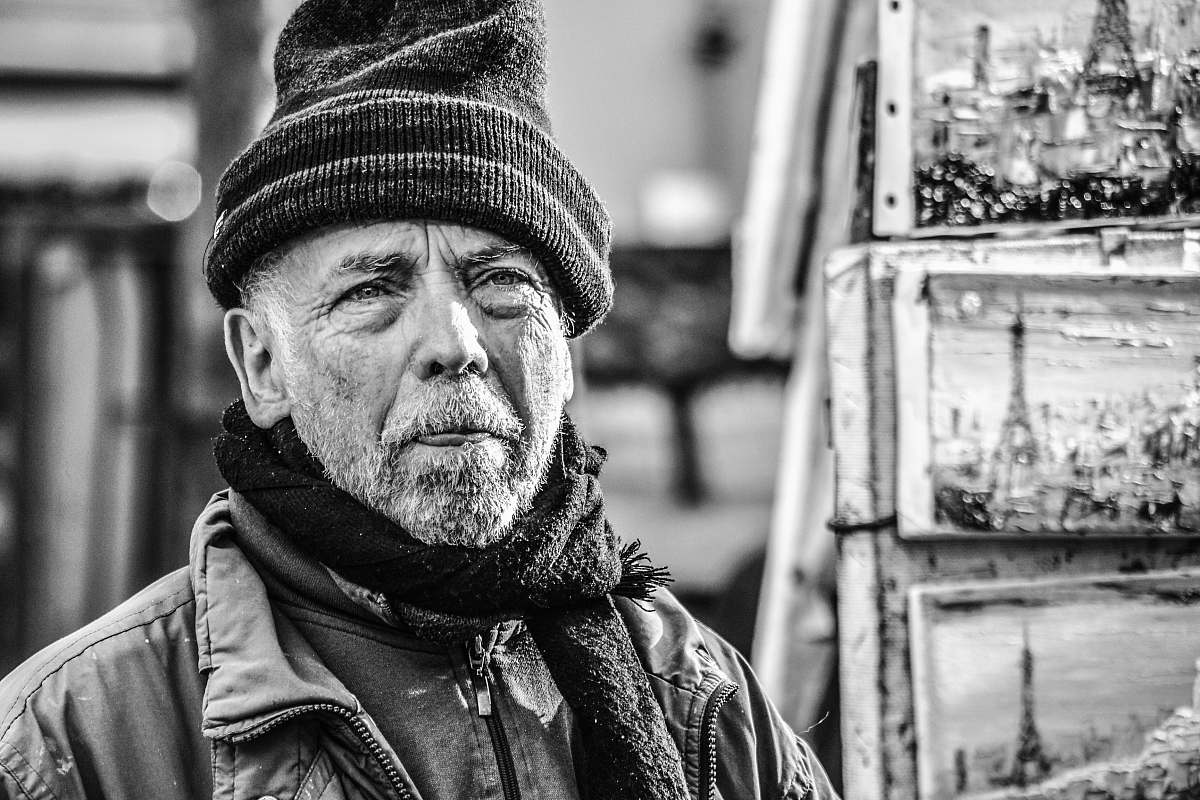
[{"left": 413, "top": 429, "right": 499, "bottom": 447}]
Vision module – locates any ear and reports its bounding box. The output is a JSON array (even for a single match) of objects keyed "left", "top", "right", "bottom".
[
  {"left": 563, "top": 341, "right": 577, "bottom": 403},
  {"left": 224, "top": 308, "right": 292, "bottom": 428}
]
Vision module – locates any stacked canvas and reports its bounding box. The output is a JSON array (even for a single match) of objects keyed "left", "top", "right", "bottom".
[{"left": 828, "top": 3, "right": 1200, "bottom": 800}]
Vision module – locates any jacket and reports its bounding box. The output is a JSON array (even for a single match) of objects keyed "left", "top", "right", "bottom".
[{"left": 0, "top": 492, "right": 834, "bottom": 800}]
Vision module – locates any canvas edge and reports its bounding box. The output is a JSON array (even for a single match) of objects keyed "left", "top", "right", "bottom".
[
  {"left": 910, "top": 567, "right": 1200, "bottom": 606},
  {"left": 894, "top": 264, "right": 935, "bottom": 537},
  {"left": 826, "top": 244, "right": 878, "bottom": 524},
  {"left": 909, "top": 583, "right": 940, "bottom": 800}
]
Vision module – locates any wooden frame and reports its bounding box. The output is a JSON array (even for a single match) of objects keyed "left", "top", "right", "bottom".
[
  {"left": 894, "top": 249, "right": 1200, "bottom": 538},
  {"left": 873, "top": 0, "right": 916, "bottom": 235},
  {"left": 910, "top": 570, "right": 1200, "bottom": 800},
  {"left": 875, "top": 0, "right": 1200, "bottom": 238}
]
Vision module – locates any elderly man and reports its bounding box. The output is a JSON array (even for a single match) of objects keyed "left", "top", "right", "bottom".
[{"left": 0, "top": 2, "right": 836, "bottom": 799}]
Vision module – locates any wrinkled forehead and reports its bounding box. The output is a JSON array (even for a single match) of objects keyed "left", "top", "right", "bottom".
[
  {"left": 249, "top": 219, "right": 561, "bottom": 302},
  {"left": 291, "top": 220, "right": 547, "bottom": 273}
]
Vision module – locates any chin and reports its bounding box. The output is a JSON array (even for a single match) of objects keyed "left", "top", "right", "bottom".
[
  {"left": 387, "top": 489, "right": 521, "bottom": 548},
  {"left": 361, "top": 442, "right": 526, "bottom": 547}
]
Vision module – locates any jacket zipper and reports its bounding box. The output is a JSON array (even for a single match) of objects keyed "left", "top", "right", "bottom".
[
  {"left": 469, "top": 634, "right": 522, "bottom": 800},
  {"left": 226, "top": 702, "right": 416, "bottom": 800},
  {"left": 698, "top": 682, "right": 738, "bottom": 800}
]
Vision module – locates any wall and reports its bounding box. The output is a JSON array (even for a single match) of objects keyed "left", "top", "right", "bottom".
[{"left": 544, "top": 0, "right": 769, "bottom": 243}]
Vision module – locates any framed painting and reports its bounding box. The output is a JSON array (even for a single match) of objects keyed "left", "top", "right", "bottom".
[
  {"left": 894, "top": 257, "right": 1200, "bottom": 537},
  {"left": 910, "top": 571, "right": 1200, "bottom": 800},
  {"left": 875, "top": 0, "right": 1200, "bottom": 237}
]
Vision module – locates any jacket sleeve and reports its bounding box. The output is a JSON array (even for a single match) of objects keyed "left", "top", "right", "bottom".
[
  {"left": 794, "top": 735, "right": 840, "bottom": 800},
  {"left": 697, "top": 623, "right": 841, "bottom": 800},
  {"left": 0, "top": 725, "right": 69, "bottom": 800},
  {"left": 0, "top": 574, "right": 207, "bottom": 800}
]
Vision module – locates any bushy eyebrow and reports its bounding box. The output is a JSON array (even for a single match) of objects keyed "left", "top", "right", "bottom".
[
  {"left": 458, "top": 243, "right": 539, "bottom": 271},
  {"left": 331, "top": 242, "right": 542, "bottom": 284},
  {"left": 336, "top": 251, "right": 418, "bottom": 276}
]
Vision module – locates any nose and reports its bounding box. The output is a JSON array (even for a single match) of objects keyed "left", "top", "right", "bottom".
[{"left": 411, "top": 291, "right": 489, "bottom": 380}]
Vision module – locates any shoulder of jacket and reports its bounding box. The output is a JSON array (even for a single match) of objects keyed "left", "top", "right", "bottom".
[
  {"left": 614, "top": 589, "right": 727, "bottom": 693},
  {"left": 614, "top": 589, "right": 773, "bottom": 701},
  {"left": 0, "top": 567, "right": 196, "bottom": 743},
  {"left": 616, "top": 592, "right": 836, "bottom": 800}
]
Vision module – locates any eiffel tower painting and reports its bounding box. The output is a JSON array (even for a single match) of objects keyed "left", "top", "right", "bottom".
[
  {"left": 1009, "top": 626, "right": 1051, "bottom": 787},
  {"left": 989, "top": 308, "right": 1039, "bottom": 509},
  {"left": 1084, "top": 0, "right": 1135, "bottom": 78}
]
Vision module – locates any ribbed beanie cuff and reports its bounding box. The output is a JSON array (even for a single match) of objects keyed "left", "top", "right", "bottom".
[{"left": 207, "top": 92, "right": 612, "bottom": 335}]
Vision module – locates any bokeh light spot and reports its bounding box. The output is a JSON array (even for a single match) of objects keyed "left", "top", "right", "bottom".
[{"left": 146, "top": 161, "right": 202, "bottom": 222}]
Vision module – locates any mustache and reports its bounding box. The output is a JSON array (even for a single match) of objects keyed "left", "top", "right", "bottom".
[{"left": 379, "top": 376, "right": 523, "bottom": 445}]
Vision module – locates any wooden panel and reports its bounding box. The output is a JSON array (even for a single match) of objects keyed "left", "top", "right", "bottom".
[
  {"left": 827, "top": 246, "right": 878, "bottom": 523},
  {"left": 829, "top": 231, "right": 1200, "bottom": 800},
  {"left": 873, "top": 0, "right": 915, "bottom": 235},
  {"left": 838, "top": 531, "right": 886, "bottom": 800}
]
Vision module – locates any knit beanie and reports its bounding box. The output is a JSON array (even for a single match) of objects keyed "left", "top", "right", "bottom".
[{"left": 205, "top": 0, "right": 613, "bottom": 335}]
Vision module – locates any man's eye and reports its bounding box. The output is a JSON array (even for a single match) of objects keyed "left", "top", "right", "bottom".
[
  {"left": 471, "top": 268, "right": 543, "bottom": 317},
  {"left": 344, "top": 283, "right": 386, "bottom": 302},
  {"left": 479, "top": 269, "right": 533, "bottom": 288}
]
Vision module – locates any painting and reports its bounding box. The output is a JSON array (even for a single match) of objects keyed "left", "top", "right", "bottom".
[
  {"left": 911, "top": 571, "right": 1200, "bottom": 800},
  {"left": 875, "top": 0, "right": 1200, "bottom": 235},
  {"left": 894, "top": 264, "right": 1200, "bottom": 537}
]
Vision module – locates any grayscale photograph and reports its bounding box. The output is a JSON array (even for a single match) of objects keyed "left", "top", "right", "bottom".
[{"left": 5, "top": 1, "right": 1200, "bottom": 799}]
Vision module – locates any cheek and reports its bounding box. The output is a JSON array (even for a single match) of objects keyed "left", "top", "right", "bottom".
[
  {"left": 489, "top": 315, "right": 570, "bottom": 424},
  {"left": 296, "top": 334, "right": 404, "bottom": 426}
]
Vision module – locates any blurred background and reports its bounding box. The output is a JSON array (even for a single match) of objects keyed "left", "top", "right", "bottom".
[{"left": 0, "top": 0, "right": 864, "bottom": 785}]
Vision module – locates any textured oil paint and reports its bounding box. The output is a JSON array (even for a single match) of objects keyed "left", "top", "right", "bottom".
[
  {"left": 924, "top": 273, "right": 1200, "bottom": 534},
  {"left": 909, "top": 0, "right": 1200, "bottom": 228},
  {"left": 911, "top": 573, "right": 1200, "bottom": 800}
]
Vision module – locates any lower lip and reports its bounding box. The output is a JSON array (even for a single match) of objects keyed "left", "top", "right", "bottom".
[{"left": 415, "top": 432, "right": 493, "bottom": 447}]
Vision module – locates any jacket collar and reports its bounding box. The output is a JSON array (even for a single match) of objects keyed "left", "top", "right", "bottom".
[{"left": 190, "top": 491, "right": 358, "bottom": 740}]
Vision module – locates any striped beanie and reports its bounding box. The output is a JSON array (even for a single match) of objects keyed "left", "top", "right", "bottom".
[{"left": 205, "top": 0, "right": 613, "bottom": 335}]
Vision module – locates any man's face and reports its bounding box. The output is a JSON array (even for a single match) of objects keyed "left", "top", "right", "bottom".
[{"left": 235, "top": 220, "right": 574, "bottom": 547}]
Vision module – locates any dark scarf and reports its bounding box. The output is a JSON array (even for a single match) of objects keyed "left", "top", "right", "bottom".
[{"left": 214, "top": 401, "right": 689, "bottom": 800}]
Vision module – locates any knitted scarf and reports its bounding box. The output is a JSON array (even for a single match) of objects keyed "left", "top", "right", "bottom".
[{"left": 214, "top": 400, "right": 689, "bottom": 800}]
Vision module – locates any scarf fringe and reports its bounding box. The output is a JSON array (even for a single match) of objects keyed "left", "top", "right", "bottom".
[{"left": 613, "top": 540, "right": 673, "bottom": 607}]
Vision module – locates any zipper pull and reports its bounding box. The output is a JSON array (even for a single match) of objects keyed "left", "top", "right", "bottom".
[{"left": 467, "top": 634, "right": 493, "bottom": 717}]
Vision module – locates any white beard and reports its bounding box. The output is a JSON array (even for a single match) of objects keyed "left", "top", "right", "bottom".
[{"left": 289, "top": 372, "right": 555, "bottom": 548}]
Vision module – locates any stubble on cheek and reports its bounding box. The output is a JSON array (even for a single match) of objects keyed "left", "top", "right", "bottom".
[
  {"left": 290, "top": 329, "right": 380, "bottom": 417},
  {"left": 510, "top": 311, "right": 572, "bottom": 484},
  {"left": 285, "top": 335, "right": 384, "bottom": 480}
]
